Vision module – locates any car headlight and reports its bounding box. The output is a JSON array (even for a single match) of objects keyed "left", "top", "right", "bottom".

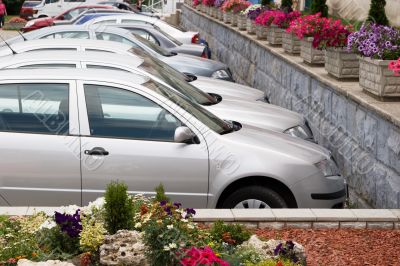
[
  {"left": 284, "top": 125, "right": 313, "bottom": 140},
  {"left": 314, "top": 158, "right": 340, "bottom": 177},
  {"left": 25, "top": 21, "right": 35, "bottom": 27},
  {"left": 211, "top": 69, "right": 230, "bottom": 79}
]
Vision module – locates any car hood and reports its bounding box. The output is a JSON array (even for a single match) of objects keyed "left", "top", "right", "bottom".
[
  {"left": 169, "top": 44, "right": 205, "bottom": 56},
  {"left": 192, "top": 76, "right": 264, "bottom": 101},
  {"left": 206, "top": 98, "right": 304, "bottom": 133},
  {"left": 162, "top": 54, "right": 226, "bottom": 76},
  {"left": 223, "top": 124, "right": 330, "bottom": 164}
]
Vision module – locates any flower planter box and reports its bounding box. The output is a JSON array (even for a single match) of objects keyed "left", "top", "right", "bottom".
[
  {"left": 3, "top": 22, "right": 26, "bottom": 31},
  {"left": 255, "top": 24, "right": 268, "bottom": 40},
  {"left": 267, "top": 25, "right": 283, "bottom": 46},
  {"left": 223, "top": 12, "right": 231, "bottom": 23},
  {"left": 237, "top": 14, "right": 246, "bottom": 31},
  {"left": 359, "top": 57, "right": 400, "bottom": 99},
  {"left": 207, "top": 6, "right": 213, "bottom": 16},
  {"left": 282, "top": 31, "right": 300, "bottom": 54},
  {"left": 324, "top": 47, "right": 359, "bottom": 79},
  {"left": 216, "top": 9, "right": 222, "bottom": 20},
  {"left": 230, "top": 13, "right": 238, "bottom": 27},
  {"left": 210, "top": 7, "right": 217, "bottom": 17},
  {"left": 300, "top": 37, "right": 325, "bottom": 65},
  {"left": 201, "top": 4, "right": 207, "bottom": 12},
  {"left": 246, "top": 19, "right": 256, "bottom": 35},
  {"left": 195, "top": 4, "right": 202, "bottom": 11}
]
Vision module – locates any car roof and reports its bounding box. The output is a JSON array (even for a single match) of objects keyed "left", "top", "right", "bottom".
[
  {"left": 0, "top": 68, "right": 149, "bottom": 85},
  {"left": 0, "top": 50, "right": 144, "bottom": 67},
  {"left": 106, "top": 23, "right": 155, "bottom": 30},
  {"left": 89, "top": 14, "right": 157, "bottom": 23}
]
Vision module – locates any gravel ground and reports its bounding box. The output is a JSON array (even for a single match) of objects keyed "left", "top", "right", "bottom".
[{"left": 256, "top": 228, "right": 400, "bottom": 266}]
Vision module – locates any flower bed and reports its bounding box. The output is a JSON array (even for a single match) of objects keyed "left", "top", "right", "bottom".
[
  {"left": 0, "top": 182, "right": 306, "bottom": 266},
  {"left": 2, "top": 17, "right": 26, "bottom": 31}
]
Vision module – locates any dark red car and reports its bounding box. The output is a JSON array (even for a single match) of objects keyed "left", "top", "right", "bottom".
[{"left": 21, "top": 5, "right": 112, "bottom": 32}]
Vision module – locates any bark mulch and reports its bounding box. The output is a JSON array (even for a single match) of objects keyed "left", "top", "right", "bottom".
[{"left": 256, "top": 228, "right": 400, "bottom": 266}]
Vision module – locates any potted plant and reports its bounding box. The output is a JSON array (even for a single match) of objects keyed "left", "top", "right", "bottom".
[
  {"left": 214, "top": 0, "right": 225, "bottom": 20},
  {"left": 273, "top": 10, "right": 301, "bottom": 50},
  {"left": 243, "top": 4, "right": 263, "bottom": 34},
  {"left": 312, "top": 19, "right": 357, "bottom": 79},
  {"left": 193, "top": 0, "right": 202, "bottom": 11},
  {"left": 254, "top": 10, "right": 273, "bottom": 40},
  {"left": 202, "top": 0, "right": 215, "bottom": 15},
  {"left": 238, "top": 4, "right": 259, "bottom": 30},
  {"left": 221, "top": 0, "right": 251, "bottom": 27},
  {"left": 287, "top": 13, "right": 328, "bottom": 64},
  {"left": 348, "top": 23, "right": 400, "bottom": 99}
]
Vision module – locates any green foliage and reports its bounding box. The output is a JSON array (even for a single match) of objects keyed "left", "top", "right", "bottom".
[
  {"left": 260, "top": 0, "right": 272, "bottom": 7},
  {"left": 246, "top": 258, "right": 300, "bottom": 266},
  {"left": 154, "top": 183, "right": 170, "bottom": 203},
  {"left": 222, "top": 245, "right": 264, "bottom": 265},
  {"left": 209, "top": 220, "right": 251, "bottom": 246},
  {"left": 310, "top": 0, "right": 328, "bottom": 17},
  {"left": 3, "top": 0, "right": 24, "bottom": 15},
  {"left": 367, "top": 0, "right": 389, "bottom": 26},
  {"left": 104, "top": 181, "right": 134, "bottom": 234},
  {"left": 281, "top": 0, "right": 293, "bottom": 11}
]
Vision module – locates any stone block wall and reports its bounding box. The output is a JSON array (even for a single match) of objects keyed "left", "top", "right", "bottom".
[{"left": 180, "top": 5, "right": 400, "bottom": 208}]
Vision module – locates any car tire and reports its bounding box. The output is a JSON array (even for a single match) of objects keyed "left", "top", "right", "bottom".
[{"left": 220, "top": 186, "right": 288, "bottom": 209}]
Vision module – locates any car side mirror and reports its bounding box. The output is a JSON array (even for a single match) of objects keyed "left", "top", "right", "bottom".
[{"left": 174, "top": 126, "right": 198, "bottom": 144}]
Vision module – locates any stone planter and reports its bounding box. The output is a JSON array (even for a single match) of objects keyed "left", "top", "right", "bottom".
[
  {"left": 210, "top": 7, "right": 217, "bottom": 17},
  {"left": 247, "top": 19, "right": 256, "bottom": 35},
  {"left": 300, "top": 37, "right": 325, "bottom": 65},
  {"left": 324, "top": 47, "right": 359, "bottom": 79},
  {"left": 230, "top": 13, "right": 238, "bottom": 27},
  {"left": 267, "top": 25, "right": 283, "bottom": 46},
  {"left": 255, "top": 24, "right": 268, "bottom": 40},
  {"left": 207, "top": 6, "right": 213, "bottom": 16},
  {"left": 359, "top": 57, "right": 400, "bottom": 99},
  {"left": 195, "top": 4, "right": 202, "bottom": 11},
  {"left": 216, "top": 9, "right": 223, "bottom": 20},
  {"left": 237, "top": 14, "right": 246, "bottom": 30},
  {"left": 223, "top": 12, "right": 231, "bottom": 23},
  {"left": 282, "top": 31, "right": 300, "bottom": 54},
  {"left": 201, "top": 4, "right": 207, "bottom": 12}
]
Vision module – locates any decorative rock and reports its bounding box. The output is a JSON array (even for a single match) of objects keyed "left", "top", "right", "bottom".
[
  {"left": 301, "top": 37, "right": 325, "bottom": 65},
  {"left": 241, "top": 235, "right": 306, "bottom": 263},
  {"left": 100, "top": 230, "right": 149, "bottom": 266},
  {"left": 17, "top": 260, "right": 74, "bottom": 266}
]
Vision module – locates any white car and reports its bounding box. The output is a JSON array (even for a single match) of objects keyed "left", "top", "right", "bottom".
[
  {"left": 83, "top": 14, "right": 200, "bottom": 44},
  {"left": 0, "top": 68, "right": 346, "bottom": 208},
  {"left": 31, "top": 0, "right": 106, "bottom": 18},
  {"left": 0, "top": 50, "right": 313, "bottom": 141}
]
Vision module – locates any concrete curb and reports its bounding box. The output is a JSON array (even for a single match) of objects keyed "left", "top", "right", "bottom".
[{"left": 1, "top": 207, "right": 399, "bottom": 229}]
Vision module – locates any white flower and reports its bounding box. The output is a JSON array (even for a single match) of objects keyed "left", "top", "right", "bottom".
[
  {"left": 167, "top": 224, "right": 174, "bottom": 230},
  {"left": 39, "top": 220, "right": 56, "bottom": 230},
  {"left": 58, "top": 204, "right": 80, "bottom": 215},
  {"left": 187, "top": 223, "right": 195, "bottom": 229},
  {"left": 181, "top": 219, "right": 188, "bottom": 223},
  {"left": 135, "top": 222, "right": 142, "bottom": 229},
  {"left": 163, "top": 245, "right": 170, "bottom": 251},
  {"left": 168, "top": 243, "right": 177, "bottom": 249}
]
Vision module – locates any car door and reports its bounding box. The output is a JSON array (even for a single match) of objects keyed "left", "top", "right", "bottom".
[
  {"left": 43, "top": 0, "right": 62, "bottom": 17},
  {"left": 77, "top": 81, "right": 209, "bottom": 208},
  {"left": 0, "top": 81, "right": 81, "bottom": 206}
]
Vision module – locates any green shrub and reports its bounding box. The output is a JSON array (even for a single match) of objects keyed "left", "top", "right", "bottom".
[
  {"left": 367, "top": 0, "right": 389, "bottom": 26},
  {"left": 210, "top": 220, "right": 251, "bottom": 246},
  {"left": 261, "top": 0, "right": 272, "bottom": 7},
  {"left": 310, "top": 0, "right": 328, "bottom": 17},
  {"left": 104, "top": 181, "right": 134, "bottom": 234},
  {"left": 3, "top": 0, "right": 24, "bottom": 15},
  {"left": 154, "top": 183, "right": 170, "bottom": 203},
  {"left": 281, "top": 0, "right": 293, "bottom": 11}
]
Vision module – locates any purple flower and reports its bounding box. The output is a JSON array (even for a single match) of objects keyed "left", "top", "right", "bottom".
[
  {"left": 173, "top": 202, "right": 182, "bottom": 208},
  {"left": 160, "top": 200, "right": 167, "bottom": 206},
  {"left": 54, "top": 209, "right": 82, "bottom": 238},
  {"left": 184, "top": 208, "right": 196, "bottom": 218}
]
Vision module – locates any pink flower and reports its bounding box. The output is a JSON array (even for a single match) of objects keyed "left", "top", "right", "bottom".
[
  {"left": 220, "top": 0, "right": 251, "bottom": 13},
  {"left": 389, "top": 58, "right": 400, "bottom": 76},
  {"left": 180, "top": 246, "right": 229, "bottom": 266}
]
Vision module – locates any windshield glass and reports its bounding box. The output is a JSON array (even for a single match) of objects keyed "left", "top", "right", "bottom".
[
  {"left": 153, "top": 25, "right": 182, "bottom": 46},
  {"left": 23, "top": 1, "right": 41, "bottom": 7},
  {"left": 132, "top": 33, "right": 172, "bottom": 57},
  {"left": 130, "top": 47, "right": 215, "bottom": 105},
  {"left": 143, "top": 80, "right": 229, "bottom": 134}
]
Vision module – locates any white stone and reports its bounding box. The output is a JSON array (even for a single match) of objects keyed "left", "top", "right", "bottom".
[{"left": 18, "top": 260, "right": 74, "bottom": 266}]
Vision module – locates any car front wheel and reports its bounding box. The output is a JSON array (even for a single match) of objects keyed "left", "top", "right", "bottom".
[{"left": 220, "top": 186, "right": 288, "bottom": 209}]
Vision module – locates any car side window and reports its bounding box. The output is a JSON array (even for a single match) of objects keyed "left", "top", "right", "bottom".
[
  {"left": 45, "top": 0, "right": 59, "bottom": 3},
  {"left": 0, "top": 84, "right": 69, "bottom": 135},
  {"left": 86, "top": 64, "right": 131, "bottom": 73},
  {"left": 94, "top": 19, "right": 117, "bottom": 25},
  {"left": 84, "top": 84, "right": 182, "bottom": 141},
  {"left": 129, "top": 29, "right": 159, "bottom": 45},
  {"left": 17, "top": 64, "right": 77, "bottom": 69},
  {"left": 42, "top": 31, "right": 90, "bottom": 40},
  {"left": 95, "top": 32, "right": 138, "bottom": 47},
  {"left": 121, "top": 19, "right": 146, "bottom": 24}
]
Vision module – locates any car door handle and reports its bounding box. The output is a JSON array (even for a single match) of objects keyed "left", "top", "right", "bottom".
[{"left": 84, "top": 147, "right": 109, "bottom": 156}]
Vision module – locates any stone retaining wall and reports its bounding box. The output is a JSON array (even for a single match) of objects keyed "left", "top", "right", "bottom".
[{"left": 180, "top": 5, "right": 400, "bottom": 209}]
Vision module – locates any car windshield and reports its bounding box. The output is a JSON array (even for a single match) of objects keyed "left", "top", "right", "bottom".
[
  {"left": 132, "top": 33, "right": 173, "bottom": 57},
  {"left": 143, "top": 80, "right": 230, "bottom": 134},
  {"left": 153, "top": 25, "right": 182, "bottom": 46},
  {"left": 23, "top": 1, "right": 41, "bottom": 7},
  {"left": 130, "top": 47, "right": 216, "bottom": 105}
]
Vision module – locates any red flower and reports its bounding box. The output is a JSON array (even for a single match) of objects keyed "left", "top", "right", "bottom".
[{"left": 180, "top": 246, "right": 229, "bottom": 266}]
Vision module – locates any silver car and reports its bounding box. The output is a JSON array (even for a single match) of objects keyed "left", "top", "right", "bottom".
[
  {"left": 0, "top": 50, "right": 313, "bottom": 141},
  {"left": 4, "top": 25, "right": 233, "bottom": 81},
  {"left": 0, "top": 68, "right": 346, "bottom": 208},
  {"left": 0, "top": 39, "right": 259, "bottom": 100}
]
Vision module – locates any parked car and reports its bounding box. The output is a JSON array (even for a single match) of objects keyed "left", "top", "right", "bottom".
[
  {"left": 22, "top": 5, "right": 113, "bottom": 32},
  {"left": 20, "top": 0, "right": 42, "bottom": 20},
  {"left": 0, "top": 50, "right": 313, "bottom": 141},
  {"left": 0, "top": 68, "right": 346, "bottom": 208},
  {"left": 0, "top": 39, "right": 263, "bottom": 103},
  {"left": 29, "top": 0, "right": 111, "bottom": 18},
  {"left": 98, "top": 1, "right": 160, "bottom": 18},
  {"left": 105, "top": 23, "right": 210, "bottom": 58},
  {"left": 4, "top": 25, "right": 233, "bottom": 81},
  {"left": 84, "top": 14, "right": 200, "bottom": 44}
]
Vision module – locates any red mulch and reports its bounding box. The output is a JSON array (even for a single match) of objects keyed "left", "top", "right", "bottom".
[{"left": 256, "top": 228, "right": 400, "bottom": 266}]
